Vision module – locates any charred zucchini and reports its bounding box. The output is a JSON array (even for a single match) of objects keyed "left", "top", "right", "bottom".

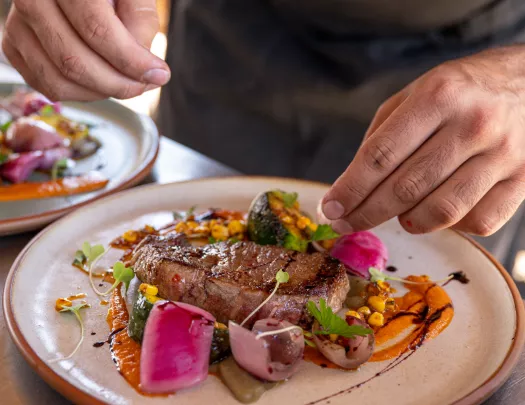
[
  {"left": 247, "top": 190, "right": 313, "bottom": 252},
  {"left": 210, "top": 325, "right": 231, "bottom": 364},
  {"left": 128, "top": 291, "right": 159, "bottom": 342}
]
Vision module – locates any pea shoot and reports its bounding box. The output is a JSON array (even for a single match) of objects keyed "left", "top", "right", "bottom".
[
  {"left": 240, "top": 269, "right": 289, "bottom": 326},
  {"left": 369, "top": 267, "right": 464, "bottom": 285},
  {"left": 51, "top": 158, "right": 69, "bottom": 181}
]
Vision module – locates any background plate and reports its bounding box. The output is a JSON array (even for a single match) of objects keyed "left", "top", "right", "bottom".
[
  {"left": 4, "top": 177, "right": 524, "bottom": 405},
  {"left": 0, "top": 83, "right": 159, "bottom": 235}
]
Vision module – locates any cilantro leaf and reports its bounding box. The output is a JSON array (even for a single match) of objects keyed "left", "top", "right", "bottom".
[
  {"left": 307, "top": 298, "right": 372, "bottom": 339},
  {"left": 281, "top": 191, "right": 298, "bottom": 208},
  {"left": 51, "top": 158, "right": 69, "bottom": 181},
  {"left": 112, "top": 261, "right": 135, "bottom": 293},
  {"left": 311, "top": 224, "right": 340, "bottom": 242}
]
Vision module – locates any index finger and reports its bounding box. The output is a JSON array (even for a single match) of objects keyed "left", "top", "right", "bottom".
[
  {"left": 57, "top": 0, "right": 169, "bottom": 86},
  {"left": 321, "top": 93, "right": 443, "bottom": 220}
]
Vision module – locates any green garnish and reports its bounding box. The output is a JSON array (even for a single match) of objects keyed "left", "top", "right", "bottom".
[
  {"left": 311, "top": 224, "right": 340, "bottom": 242},
  {"left": 50, "top": 302, "right": 89, "bottom": 363},
  {"left": 228, "top": 236, "right": 240, "bottom": 243},
  {"left": 281, "top": 191, "right": 298, "bottom": 208},
  {"left": 0, "top": 152, "right": 9, "bottom": 165},
  {"left": 307, "top": 298, "right": 372, "bottom": 339},
  {"left": 209, "top": 236, "right": 217, "bottom": 244},
  {"left": 186, "top": 205, "right": 197, "bottom": 219},
  {"left": 110, "top": 261, "right": 135, "bottom": 294},
  {"left": 368, "top": 267, "right": 456, "bottom": 285},
  {"left": 82, "top": 242, "right": 105, "bottom": 267},
  {"left": 241, "top": 269, "right": 290, "bottom": 326},
  {"left": 51, "top": 158, "right": 69, "bottom": 181},
  {"left": 172, "top": 211, "right": 183, "bottom": 221},
  {"left": 40, "top": 105, "right": 56, "bottom": 116},
  {"left": 0, "top": 120, "right": 12, "bottom": 133},
  {"left": 72, "top": 249, "right": 86, "bottom": 268}
]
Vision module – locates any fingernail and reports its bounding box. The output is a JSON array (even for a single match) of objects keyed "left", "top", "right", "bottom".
[
  {"left": 143, "top": 68, "right": 171, "bottom": 86},
  {"left": 145, "top": 83, "right": 160, "bottom": 92},
  {"left": 332, "top": 220, "right": 354, "bottom": 235},
  {"left": 322, "top": 200, "right": 345, "bottom": 220}
]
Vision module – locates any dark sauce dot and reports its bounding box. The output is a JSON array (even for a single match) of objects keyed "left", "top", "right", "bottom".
[
  {"left": 93, "top": 341, "right": 105, "bottom": 348},
  {"left": 449, "top": 271, "right": 470, "bottom": 284},
  {"left": 320, "top": 363, "right": 328, "bottom": 368},
  {"left": 386, "top": 265, "right": 397, "bottom": 272},
  {"left": 98, "top": 284, "right": 103, "bottom": 287},
  {"left": 408, "top": 256, "right": 413, "bottom": 260},
  {"left": 91, "top": 332, "right": 96, "bottom": 336}
]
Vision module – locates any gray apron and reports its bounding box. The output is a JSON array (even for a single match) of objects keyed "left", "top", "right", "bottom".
[{"left": 158, "top": 0, "right": 525, "bottom": 182}]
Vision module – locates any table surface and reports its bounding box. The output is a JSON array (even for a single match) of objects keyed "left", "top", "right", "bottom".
[{"left": 0, "top": 68, "right": 524, "bottom": 405}]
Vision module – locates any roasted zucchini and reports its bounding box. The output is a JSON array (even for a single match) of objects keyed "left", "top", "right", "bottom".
[
  {"left": 247, "top": 190, "right": 313, "bottom": 252},
  {"left": 128, "top": 291, "right": 159, "bottom": 342}
]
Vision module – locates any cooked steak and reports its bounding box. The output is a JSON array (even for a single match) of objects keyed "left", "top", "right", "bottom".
[{"left": 131, "top": 234, "right": 349, "bottom": 327}]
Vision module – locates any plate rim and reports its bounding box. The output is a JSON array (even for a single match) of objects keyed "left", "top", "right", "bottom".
[
  {"left": 0, "top": 96, "right": 160, "bottom": 232},
  {"left": 3, "top": 176, "right": 524, "bottom": 405}
]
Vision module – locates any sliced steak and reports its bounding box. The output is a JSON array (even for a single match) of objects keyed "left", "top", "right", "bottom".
[{"left": 131, "top": 234, "right": 349, "bottom": 327}]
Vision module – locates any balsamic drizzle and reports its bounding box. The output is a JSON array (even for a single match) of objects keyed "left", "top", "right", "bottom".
[
  {"left": 442, "top": 271, "right": 470, "bottom": 286},
  {"left": 93, "top": 326, "right": 125, "bottom": 348}
]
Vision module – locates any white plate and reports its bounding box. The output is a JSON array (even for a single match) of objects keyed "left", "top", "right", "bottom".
[
  {"left": 4, "top": 177, "right": 524, "bottom": 405},
  {"left": 0, "top": 83, "right": 159, "bottom": 236}
]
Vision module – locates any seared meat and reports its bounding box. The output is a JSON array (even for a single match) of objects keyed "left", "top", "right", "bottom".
[{"left": 131, "top": 234, "right": 349, "bottom": 327}]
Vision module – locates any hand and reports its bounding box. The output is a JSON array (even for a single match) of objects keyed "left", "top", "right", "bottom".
[
  {"left": 322, "top": 46, "right": 525, "bottom": 236},
  {"left": 2, "top": 0, "right": 170, "bottom": 101}
]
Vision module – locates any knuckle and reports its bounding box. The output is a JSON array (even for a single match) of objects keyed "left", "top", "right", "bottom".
[
  {"left": 350, "top": 211, "right": 376, "bottom": 231},
  {"left": 469, "top": 217, "right": 496, "bottom": 237},
  {"left": 428, "top": 198, "right": 462, "bottom": 227},
  {"left": 60, "top": 55, "right": 87, "bottom": 82},
  {"left": 340, "top": 181, "right": 367, "bottom": 201},
  {"left": 83, "top": 13, "right": 111, "bottom": 44},
  {"left": 114, "top": 83, "right": 144, "bottom": 100},
  {"left": 362, "top": 137, "right": 397, "bottom": 172},
  {"left": 393, "top": 172, "right": 426, "bottom": 204}
]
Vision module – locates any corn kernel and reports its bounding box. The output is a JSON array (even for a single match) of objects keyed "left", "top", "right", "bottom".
[
  {"left": 357, "top": 306, "right": 372, "bottom": 317},
  {"left": 139, "top": 283, "right": 158, "bottom": 296},
  {"left": 215, "top": 322, "right": 228, "bottom": 330},
  {"left": 385, "top": 297, "right": 396, "bottom": 309},
  {"left": 227, "top": 220, "right": 245, "bottom": 236},
  {"left": 186, "top": 221, "right": 199, "bottom": 229},
  {"left": 175, "top": 222, "right": 188, "bottom": 233},
  {"left": 123, "top": 230, "right": 138, "bottom": 243},
  {"left": 296, "top": 216, "right": 311, "bottom": 230},
  {"left": 194, "top": 225, "right": 210, "bottom": 235},
  {"left": 345, "top": 310, "right": 361, "bottom": 319},
  {"left": 377, "top": 280, "right": 389, "bottom": 291},
  {"left": 144, "top": 293, "right": 161, "bottom": 303},
  {"left": 144, "top": 225, "right": 156, "bottom": 233},
  {"left": 368, "top": 312, "right": 385, "bottom": 327},
  {"left": 368, "top": 295, "right": 386, "bottom": 313},
  {"left": 211, "top": 224, "right": 229, "bottom": 241},
  {"left": 308, "top": 222, "right": 318, "bottom": 232},
  {"left": 281, "top": 215, "right": 293, "bottom": 224},
  {"left": 329, "top": 334, "right": 338, "bottom": 342}
]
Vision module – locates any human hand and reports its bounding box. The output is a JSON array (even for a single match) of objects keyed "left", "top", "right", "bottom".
[
  {"left": 2, "top": 0, "right": 170, "bottom": 101},
  {"left": 321, "top": 46, "right": 525, "bottom": 236}
]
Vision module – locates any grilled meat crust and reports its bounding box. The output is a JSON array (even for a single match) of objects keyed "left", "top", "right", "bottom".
[{"left": 131, "top": 234, "right": 349, "bottom": 326}]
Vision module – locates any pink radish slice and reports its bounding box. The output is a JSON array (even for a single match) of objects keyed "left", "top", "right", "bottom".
[
  {"left": 229, "top": 319, "right": 304, "bottom": 382},
  {"left": 140, "top": 301, "right": 215, "bottom": 393},
  {"left": 330, "top": 231, "right": 388, "bottom": 278},
  {"left": 5, "top": 118, "right": 64, "bottom": 152},
  {"left": 0, "top": 151, "right": 42, "bottom": 183}
]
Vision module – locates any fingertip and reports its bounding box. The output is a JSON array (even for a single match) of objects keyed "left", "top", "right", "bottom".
[
  {"left": 321, "top": 199, "right": 345, "bottom": 220},
  {"left": 143, "top": 68, "right": 170, "bottom": 86},
  {"left": 331, "top": 219, "right": 354, "bottom": 235}
]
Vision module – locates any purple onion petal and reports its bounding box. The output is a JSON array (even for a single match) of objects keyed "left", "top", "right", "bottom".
[
  {"left": 140, "top": 301, "right": 215, "bottom": 393},
  {"left": 0, "top": 152, "right": 43, "bottom": 183}
]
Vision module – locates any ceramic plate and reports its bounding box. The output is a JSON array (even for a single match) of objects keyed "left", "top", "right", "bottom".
[
  {"left": 4, "top": 177, "right": 524, "bottom": 405},
  {"left": 0, "top": 83, "right": 159, "bottom": 236}
]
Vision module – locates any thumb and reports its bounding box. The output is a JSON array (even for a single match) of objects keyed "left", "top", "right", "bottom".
[{"left": 114, "top": 0, "right": 160, "bottom": 49}]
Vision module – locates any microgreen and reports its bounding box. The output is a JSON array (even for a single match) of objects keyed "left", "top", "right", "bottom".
[
  {"left": 229, "top": 236, "right": 240, "bottom": 244},
  {"left": 82, "top": 242, "right": 105, "bottom": 267},
  {"left": 311, "top": 224, "right": 340, "bottom": 242},
  {"left": 186, "top": 205, "right": 197, "bottom": 219},
  {"left": 172, "top": 211, "right": 184, "bottom": 221},
  {"left": 241, "top": 269, "right": 290, "bottom": 326},
  {"left": 208, "top": 236, "right": 217, "bottom": 244},
  {"left": 51, "top": 158, "right": 69, "bottom": 180},
  {"left": 0, "top": 120, "right": 12, "bottom": 133},
  {"left": 307, "top": 298, "right": 372, "bottom": 339},
  {"left": 111, "top": 261, "right": 135, "bottom": 293},
  {"left": 40, "top": 104, "right": 56, "bottom": 116},
  {"left": 281, "top": 191, "right": 298, "bottom": 208},
  {"left": 50, "top": 302, "right": 89, "bottom": 363},
  {"left": 368, "top": 267, "right": 458, "bottom": 285}
]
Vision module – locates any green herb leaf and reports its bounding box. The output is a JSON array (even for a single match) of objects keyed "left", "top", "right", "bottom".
[
  {"left": 0, "top": 152, "right": 9, "bottom": 165},
  {"left": 51, "top": 158, "right": 69, "bottom": 181},
  {"left": 228, "top": 236, "right": 240, "bottom": 244},
  {"left": 281, "top": 191, "right": 298, "bottom": 208},
  {"left": 0, "top": 120, "right": 12, "bottom": 133},
  {"left": 112, "top": 261, "right": 135, "bottom": 293},
  {"left": 172, "top": 211, "right": 183, "bottom": 221},
  {"left": 40, "top": 105, "right": 56, "bottom": 116},
  {"left": 72, "top": 249, "right": 87, "bottom": 267},
  {"left": 369, "top": 267, "right": 386, "bottom": 283},
  {"left": 283, "top": 233, "right": 309, "bottom": 252},
  {"left": 82, "top": 242, "right": 105, "bottom": 266},
  {"left": 311, "top": 224, "right": 340, "bottom": 242},
  {"left": 185, "top": 205, "right": 197, "bottom": 219},
  {"left": 276, "top": 269, "right": 290, "bottom": 284},
  {"left": 59, "top": 302, "right": 89, "bottom": 314},
  {"left": 304, "top": 338, "right": 316, "bottom": 348},
  {"left": 307, "top": 298, "right": 372, "bottom": 339},
  {"left": 368, "top": 267, "right": 455, "bottom": 286},
  {"left": 208, "top": 236, "right": 217, "bottom": 244}
]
